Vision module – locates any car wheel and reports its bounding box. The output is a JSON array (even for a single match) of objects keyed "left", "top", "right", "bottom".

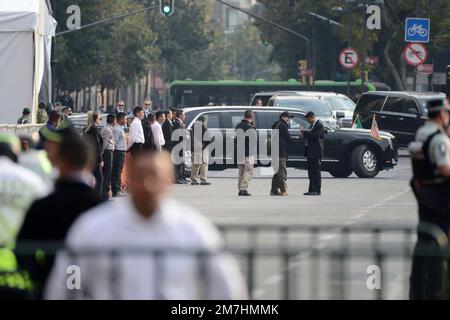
[
  {"left": 329, "top": 164, "right": 353, "bottom": 178},
  {"left": 351, "top": 145, "right": 379, "bottom": 178}
]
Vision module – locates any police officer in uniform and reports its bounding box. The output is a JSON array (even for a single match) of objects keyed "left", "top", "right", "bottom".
[{"left": 409, "top": 98, "right": 450, "bottom": 300}]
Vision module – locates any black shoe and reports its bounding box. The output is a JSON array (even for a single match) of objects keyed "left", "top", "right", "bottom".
[
  {"left": 176, "top": 180, "right": 187, "bottom": 185},
  {"left": 303, "top": 192, "right": 321, "bottom": 196},
  {"left": 191, "top": 181, "right": 200, "bottom": 185},
  {"left": 238, "top": 190, "right": 251, "bottom": 196},
  {"left": 200, "top": 182, "right": 211, "bottom": 185},
  {"left": 270, "top": 191, "right": 283, "bottom": 196}
]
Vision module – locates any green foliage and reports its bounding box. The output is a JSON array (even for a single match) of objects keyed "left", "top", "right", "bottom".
[{"left": 54, "top": 0, "right": 158, "bottom": 91}]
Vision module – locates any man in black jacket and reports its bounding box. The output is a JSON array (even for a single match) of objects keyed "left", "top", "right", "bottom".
[
  {"left": 302, "top": 111, "right": 326, "bottom": 196},
  {"left": 16, "top": 129, "right": 103, "bottom": 298},
  {"left": 235, "top": 110, "right": 257, "bottom": 196},
  {"left": 162, "top": 110, "right": 173, "bottom": 152},
  {"left": 173, "top": 109, "right": 189, "bottom": 184},
  {"left": 271, "top": 111, "right": 293, "bottom": 196}
]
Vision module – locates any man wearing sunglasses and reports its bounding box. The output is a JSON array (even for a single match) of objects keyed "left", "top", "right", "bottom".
[
  {"left": 143, "top": 99, "right": 152, "bottom": 119},
  {"left": 114, "top": 100, "right": 126, "bottom": 115}
]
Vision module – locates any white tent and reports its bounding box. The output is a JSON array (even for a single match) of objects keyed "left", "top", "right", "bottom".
[{"left": 0, "top": 0, "right": 56, "bottom": 124}]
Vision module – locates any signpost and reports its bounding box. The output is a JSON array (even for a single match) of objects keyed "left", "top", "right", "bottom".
[
  {"left": 402, "top": 43, "right": 428, "bottom": 66},
  {"left": 405, "top": 17, "right": 430, "bottom": 43},
  {"left": 339, "top": 48, "right": 359, "bottom": 69},
  {"left": 417, "top": 64, "right": 433, "bottom": 74}
]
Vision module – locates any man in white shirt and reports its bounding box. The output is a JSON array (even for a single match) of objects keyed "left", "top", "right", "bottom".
[
  {"left": 45, "top": 150, "right": 247, "bottom": 300},
  {"left": 128, "top": 106, "right": 145, "bottom": 157},
  {"left": 151, "top": 111, "right": 166, "bottom": 152}
]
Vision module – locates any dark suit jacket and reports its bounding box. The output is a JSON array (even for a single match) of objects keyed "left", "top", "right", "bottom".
[
  {"left": 142, "top": 120, "right": 156, "bottom": 151},
  {"left": 162, "top": 119, "right": 174, "bottom": 151},
  {"left": 16, "top": 179, "right": 102, "bottom": 298},
  {"left": 272, "top": 120, "right": 292, "bottom": 158},
  {"left": 304, "top": 120, "right": 325, "bottom": 159},
  {"left": 83, "top": 125, "right": 103, "bottom": 163}
]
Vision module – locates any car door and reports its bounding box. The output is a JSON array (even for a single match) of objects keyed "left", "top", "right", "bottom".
[
  {"left": 380, "top": 97, "right": 422, "bottom": 146},
  {"left": 288, "top": 112, "right": 310, "bottom": 168}
]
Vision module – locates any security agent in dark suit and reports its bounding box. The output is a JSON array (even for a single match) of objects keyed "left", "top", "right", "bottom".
[{"left": 301, "top": 111, "right": 326, "bottom": 196}]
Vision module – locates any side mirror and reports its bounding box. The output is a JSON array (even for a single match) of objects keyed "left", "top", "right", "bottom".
[{"left": 336, "top": 111, "right": 345, "bottom": 119}]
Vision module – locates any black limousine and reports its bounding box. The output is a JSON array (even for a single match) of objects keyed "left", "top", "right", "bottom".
[{"left": 180, "top": 106, "right": 399, "bottom": 178}]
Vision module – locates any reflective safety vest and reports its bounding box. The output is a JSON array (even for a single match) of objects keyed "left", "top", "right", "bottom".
[
  {"left": 411, "top": 130, "right": 448, "bottom": 185},
  {"left": 0, "top": 247, "right": 34, "bottom": 293}
]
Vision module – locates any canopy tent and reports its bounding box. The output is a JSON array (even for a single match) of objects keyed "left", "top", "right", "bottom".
[{"left": 0, "top": 0, "right": 56, "bottom": 124}]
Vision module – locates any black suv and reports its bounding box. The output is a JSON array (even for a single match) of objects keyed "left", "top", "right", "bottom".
[
  {"left": 182, "top": 106, "right": 398, "bottom": 178},
  {"left": 354, "top": 91, "right": 446, "bottom": 147}
]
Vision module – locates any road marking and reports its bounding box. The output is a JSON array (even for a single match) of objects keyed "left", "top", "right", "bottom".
[{"left": 253, "top": 186, "right": 412, "bottom": 299}]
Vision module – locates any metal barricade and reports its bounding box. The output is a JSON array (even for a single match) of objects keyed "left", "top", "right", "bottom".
[{"left": 10, "top": 223, "right": 450, "bottom": 300}]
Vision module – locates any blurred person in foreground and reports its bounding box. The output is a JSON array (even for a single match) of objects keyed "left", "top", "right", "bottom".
[
  {"left": 44, "top": 149, "right": 247, "bottom": 299},
  {"left": 16, "top": 128, "right": 102, "bottom": 299},
  {"left": 83, "top": 111, "right": 104, "bottom": 198},
  {"left": 112, "top": 112, "right": 127, "bottom": 197},
  {"left": 0, "top": 133, "right": 49, "bottom": 246},
  {"left": 409, "top": 98, "right": 450, "bottom": 300}
]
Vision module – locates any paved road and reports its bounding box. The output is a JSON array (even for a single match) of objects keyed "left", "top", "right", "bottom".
[{"left": 171, "top": 157, "right": 418, "bottom": 300}]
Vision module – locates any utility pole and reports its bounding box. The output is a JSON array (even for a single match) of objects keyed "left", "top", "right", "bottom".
[{"left": 347, "top": 4, "right": 353, "bottom": 96}]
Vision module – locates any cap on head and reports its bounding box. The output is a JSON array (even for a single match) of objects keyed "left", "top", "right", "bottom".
[
  {"left": 427, "top": 99, "right": 449, "bottom": 114},
  {"left": 23, "top": 108, "right": 31, "bottom": 115},
  {"left": 280, "top": 111, "right": 294, "bottom": 119},
  {"left": 40, "top": 125, "right": 77, "bottom": 144},
  {"left": 0, "top": 133, "right": 21, "bottom": 161},
  {"left": 305, "top": 111, "right": 316, "bottom": 119}
]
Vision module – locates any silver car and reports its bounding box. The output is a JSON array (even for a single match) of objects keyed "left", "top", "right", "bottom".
[{"left": 267, "top": 95, "right": 338, "bottom": 128}]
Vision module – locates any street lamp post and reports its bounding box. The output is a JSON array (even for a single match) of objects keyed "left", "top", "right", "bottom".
[{"left": 345, "top": 0, "right": 354, "bottom": 97}]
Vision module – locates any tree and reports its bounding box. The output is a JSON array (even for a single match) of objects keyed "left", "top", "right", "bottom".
[
  {"left": 53, "top": 0, "right": 159, "bottom": 92},
  {"left": 255, "top": 0, "right": 450, "bottom": 90}
]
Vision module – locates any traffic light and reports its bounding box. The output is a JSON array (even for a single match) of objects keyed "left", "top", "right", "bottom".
[
  {"left": 160, "top": 0, "right": 174, "bottom": 16},
  {"left": 259, "top": 33, "right": 269, "bottom": 47}
]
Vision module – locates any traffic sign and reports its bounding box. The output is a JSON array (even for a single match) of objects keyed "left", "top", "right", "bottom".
[
  {"left": 402, "top": 43, "right": 428, "bottom": 66},
  {"left": 339, "top": 48, "right": 359, "bottom": 69},
  {"left": 417, "top": 64, "right": 433, "bottom": 74},
  {"left": 405, "top": 18, "right": 430, "bottom": 43}
]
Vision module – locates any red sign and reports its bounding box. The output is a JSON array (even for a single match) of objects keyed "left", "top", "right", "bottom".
[
  {"left": 339, "top": 48, "right": 359, "bottom": 69},
  {"left": 403, "top": 43, "right": 428, "bottom": 66},
  {"left": 417, "top": 64, "right": 433, "bottom": 74},
  {"left": 364, "top": 56, "right": 379, "bottom": 66}
]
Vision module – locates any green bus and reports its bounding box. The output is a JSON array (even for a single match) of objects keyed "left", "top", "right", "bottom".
[{"left": 169, "top": 79, "right": 391, "bottom": 108}]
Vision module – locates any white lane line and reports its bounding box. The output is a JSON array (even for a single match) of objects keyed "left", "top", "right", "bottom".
[{"left": 253, "top": 186, "right": 412, "bottom": 299}]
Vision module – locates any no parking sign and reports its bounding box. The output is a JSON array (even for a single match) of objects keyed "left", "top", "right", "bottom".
[{"left": 339, "top": 48, "right": 359, "bottom": 69}]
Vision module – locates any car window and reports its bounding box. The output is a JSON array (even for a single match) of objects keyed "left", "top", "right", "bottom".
[
  {"left": 274, "top": 98, "right": 332, "bottom": 117},
  {"left": 326, "top": 96, "right": 355, "bottom": 111},
  {"left": 383, "top": 98, "right": 419, "bottom": 114},
  {"left": 201, "top": 112, "right": 221, "bottom": 128},
  {"left": 289, "top": 113, "right": 310, "bottom": 130},
  {"left": 230, "top": 111, "right": 245, "bottom": 128},
  {"left": 255, "top": 111, "right": 281, "bottom": 129},
  {"left": 356, "top": 94, "right": 385, "bottom": 112}
]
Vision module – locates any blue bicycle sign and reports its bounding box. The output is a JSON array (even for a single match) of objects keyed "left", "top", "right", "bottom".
[{"left": 405, "top": 18, "right": 430, "bottom": 43}]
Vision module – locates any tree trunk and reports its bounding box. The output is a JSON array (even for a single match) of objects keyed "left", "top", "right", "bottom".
[{"left": 383, "top": 32, "right": 405, "bottom": 90}]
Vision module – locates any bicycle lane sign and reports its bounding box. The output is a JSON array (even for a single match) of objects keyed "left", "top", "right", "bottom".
[
  {"left": 405, "top": 18, "right": 430, "bottom": 43},
  {"left": 403, "top": 43, "right": 428, "bottom": 66}
]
